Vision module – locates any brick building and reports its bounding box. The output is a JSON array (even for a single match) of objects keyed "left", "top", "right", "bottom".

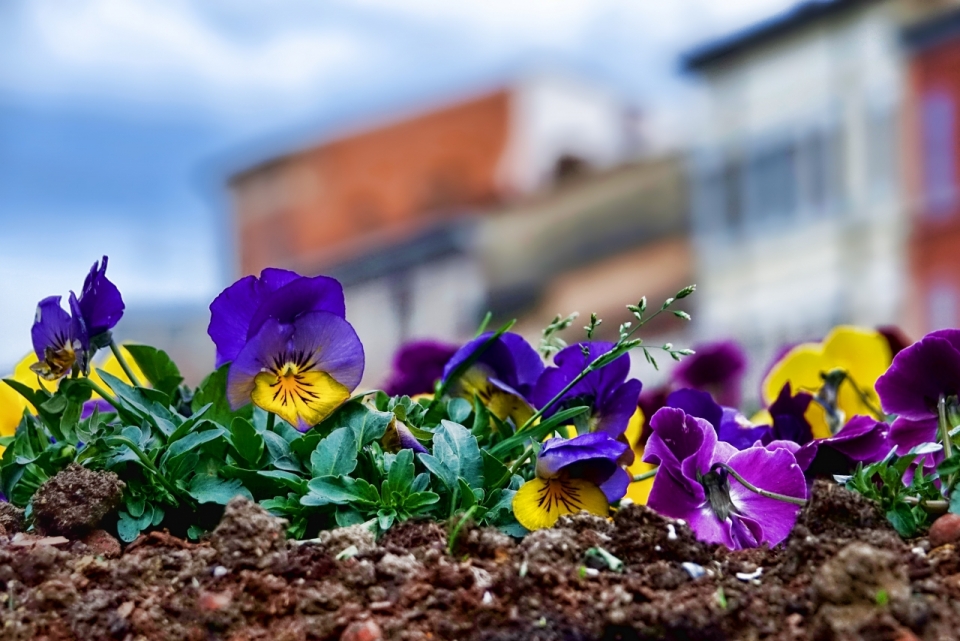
[{"left": 903, "top": 7, "right": 960, "bottom": 335}]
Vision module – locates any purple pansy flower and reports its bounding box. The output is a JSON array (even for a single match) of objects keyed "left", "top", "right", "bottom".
[
  {"left": 875, "top": 329, "right": 960, "bottom": 454},
  {"left": 513, "top": 431, "right": 629, "bottom": 530},
  {"left": 672, "top": 340, "right": 747, "bottom": 407},
  {"left": 643, "top": 407, "right": 806, "bottom": 549},
  {"left": 666, "top": 389, "right": 769, "bottom": 451},
  {"left": 441, "top": 332, "right": 544, "bottom": 427},
  {"left": 208, "top": 268, "right": 345, "bottom": 367},
  {"left": 30, "top": 256, "right": 124, "bottom": 380},
  {"left": 226, "top": 312, "right": 364, "bottom": 431},
  {"left": 532, "top": 342, "right": 642, "bottom": 438},
  {"left": 383, "top": 340, "right": 458, "bottom": 397},
  {"left": 383, "top": 419, "right": 429, "bottom": 454}
]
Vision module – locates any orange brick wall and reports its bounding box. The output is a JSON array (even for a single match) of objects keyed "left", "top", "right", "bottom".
[
  {"left": 232, "top": 90, "right": 512, "bottom": 276},
  {"left": 907, "top": 38, "right": 960, "bottom": 333}
]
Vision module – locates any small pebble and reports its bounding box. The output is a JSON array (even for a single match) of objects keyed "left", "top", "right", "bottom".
[
  {"left": 341, "top": 619, "right": 382, "bottom": 641},
  {"left": 911, "top": 546, "right": 927, "bottom": 558},
  {"left": 482, "top": 591, "right": 494, "bottom": 605},
  {"left": 667, "top": 524, "right": 677, "bottom": 541},
  {"left": 681, "top": 562, "right": 705, "bottom": 579},
  {"left": 212, "top": 566, "right": 229, "bottom": 578},
  {"left": 736, "top": 567, "right": 763, "bottom": 581},
  {"left": 928, "top": 513, "right": 960, "bottom": 548}
]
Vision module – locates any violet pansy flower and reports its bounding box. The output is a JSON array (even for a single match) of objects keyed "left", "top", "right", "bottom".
[
  {"left": 212, "top": 270, "right": 364, "bottom": 431},
  {"left": 383, "top": 340, "right": 458, "bottom": 397},
  {"left": 208, "top": 268, "right": 345, "bottom": 367},
  {"left": 643, "top": 407, "right": 806, "bottom": 550},
  {"left": 672, "top": 340, "right": 747, "bottom": 408},
  {"left": 513, "top": 431, "right": 628, "bottom": 531},
  {"left": 532, "top": 342, "right": 642, "bottom": 438},
  {"left": 30, "top": 256, "right": 125, "bottom": 380},
  {"left": 226, "top": 313, "right": 364, "bottom": 431},
  {"left": 875, "top": 329, "right": 960, "bottom": 454},
  {"left": 442, "top": 332, "right": 543, "bottom": 427}
]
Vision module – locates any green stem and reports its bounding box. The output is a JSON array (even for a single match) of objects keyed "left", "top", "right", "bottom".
[
  {"left": 845, "top": 374, "right": 885, "bottom": 421},
  {"left": 85, "top": 379, "right": 121, "bottom": 410},
  {"left": 448, "top": 505, "right": 479, "bottom": 555},
  {"left": 266, "top": 411, "right": 276, "bottom": 433},
  {"left": 105, "top": 436, "right": 177, "bottom": 496},
  {"left": 939, "top": 395, "right": 954, "bottom": 489},
  {"left": 713, "top": 462, "right": 807, "bottom": 507},
  {"left": 632, "top": 467, "right": 658, "bottom": 483},
  {"left": 109, "top": 340, "right": 143, "bottom": 388},
  {"left": 904, "top": 496, "right": 949, "bottom": 514}
]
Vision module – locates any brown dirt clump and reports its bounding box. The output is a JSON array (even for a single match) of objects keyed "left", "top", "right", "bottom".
[
  {"left": 30, "top": 463, "right": 124, "bottom": 536},
  {"left": 2, "top": 480, "right": 960, "bottom": 640},
  {"left": 0, "top": 502, "right": 25, "bottom": 534}
]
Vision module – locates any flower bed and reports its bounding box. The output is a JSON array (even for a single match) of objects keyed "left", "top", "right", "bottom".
[{"left": 2, "top": 258, "right": 960, "bottom": 639}]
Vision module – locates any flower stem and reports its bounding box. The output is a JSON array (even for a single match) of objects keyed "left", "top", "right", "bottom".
[
  {"left": 632, "top": 467, "right": 658, "bottom": 483},
  {"left": 109, "top": 340, "right": 144, "bottom": 388},
  {"left": 85, "top": 379, "right": 121, "bottom": 410},
  {"left": 712, "top": 462, "right": 807, "bottom": 506},
  {"left": 448, "top": 505, "right": 479, "bottom": 555},
  {"left": 939, "top": 395, "right": 954, "bottom": 490},
  {"left": 904, "top": 495, "right": 949, "bottom": 514},
  {"left": 266, "top": 411, "right": 276, "bottom": 433}
]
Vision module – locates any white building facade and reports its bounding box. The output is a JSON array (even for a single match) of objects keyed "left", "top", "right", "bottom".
[{"left": 685, "top": 0, "right": 907, "bottom": 395}]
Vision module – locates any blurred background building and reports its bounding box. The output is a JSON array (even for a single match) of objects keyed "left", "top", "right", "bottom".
[
  {"left": 684, "top": 0, "right": 908, "bottom": 394},
  {"left": 6, "top": 0, "right": 960, "bottom": 403}
]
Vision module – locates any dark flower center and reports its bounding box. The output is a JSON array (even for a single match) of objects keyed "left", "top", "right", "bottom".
[{"left": 699, "top": 468, "right": 735, "bottom": 522}]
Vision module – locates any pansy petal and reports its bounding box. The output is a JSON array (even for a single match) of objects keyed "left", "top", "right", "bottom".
[
  {"left": 537, "top": 432, "right": 627, "bottom": 478},
  {"left": 226, "top": 313, "right": 364, "bottom": 428},
  {"left": 667, "top": 389, "right": 723, "bottom": 430},
  {"left": 31, "top": 297, "right": 74, "bottom": 361},
  {"left": 209, "top": 275, "right": 265, "bottom": 367},
  {"left": 598, "top": 466, "right": 630, "bottom": 502},
  {"left": 888, "top": 416, "right": 938, "bottom": 455},
  {"left": 77, "top": 256, "right": 125, "bottom": 336},
  {"left": 513, "top": 477, "right": 609, "bottom": 531},
  {"left": 384, "top": 340, "right": 458, "bottom": 397},
  {"left": 673, "top": 340, "right": 747, "bottom": 407},
  {"left": 725, "top": 447, "right": 805, "bottom": 547},
  {"left": 876, "top": 335, "right": 960, "bottom": 420},
  {"left": 593, "top": 378, "right": 642, "bottom": 437},
  {"left": 246, "top": 275, "right": 346, "bottom": 340},
  {"left": 443, "top": 332, "right": 543, "bottom": 398}
]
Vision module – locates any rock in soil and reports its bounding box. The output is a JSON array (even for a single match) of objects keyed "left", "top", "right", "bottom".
[
  {"left": 208, "top": 496, "right": 287, "bottom": 569},
  {"left": 31, "top": 463, "right": 124, "bottom": 536},
  {"left": 927, "top": 513, "right": 960, "bottom": 548},
  {"left": 2, "top": 481, "right": 960, "bottom": 640},
  {"left": 0, "top": 502, "right": 25, "bottom": 534}
]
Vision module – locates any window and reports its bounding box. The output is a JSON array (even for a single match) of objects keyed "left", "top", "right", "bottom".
[
  {"left": 921, "top": 89, "right": 955, "bottom": 217},
  {"left": 867, "top": 105, "right": 898, "bottom": 201},
  {"left": 745, "top": 143, "right": 797, "bottom": 224}
]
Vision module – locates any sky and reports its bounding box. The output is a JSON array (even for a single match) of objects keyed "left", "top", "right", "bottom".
[{"left": 0, "top": 0, "right": 798, "bottom": 369}]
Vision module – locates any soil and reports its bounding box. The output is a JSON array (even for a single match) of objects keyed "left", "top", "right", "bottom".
[{"left": 1, "top": 479, "right": 959, "bottom": 640}]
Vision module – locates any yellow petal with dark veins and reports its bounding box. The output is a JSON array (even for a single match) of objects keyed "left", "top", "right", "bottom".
[
  {"left": 513, "top": 477, "right": 608, "bottom": 531},
  {"left": 251, "top": 367, "right": 349, "bottom": 429}
]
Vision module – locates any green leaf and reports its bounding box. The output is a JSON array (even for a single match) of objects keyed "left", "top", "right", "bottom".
[
  {"left": 424, "top": 420, "right": 484, "bottom": 491},
  {"left": 302, "top": 476, "right": 380, "bottom": 507},
  {"left": 124, "top": 345, "right": 184, "bottom": 396},
  {"left": 335, "top": 506, "right": 366, "bottom": 527},
  {"left": 488, "top": 406, "right": 590, "bottom": 459},
  {"left": 161, "top": 427, "right": 225, "bottom": 466},
  {"left": 447, "top": 398, "right": 472, "bottom": 424},
  {"left": 886, "top": 503, "right": 918, "bottom": 538},
  {"left": 229, "top": 417, "right": 265, "bottom": 467},
  {"left": 116, "top": 512, "right": 141, "bottom": 542},
  {"left": 188, "top": 474, "right": 254, "bottom": 505},
  {"left": 386, "top": 448, "right": 415, "bottom": 497},
  {"left": 310, "top": 427, "right": 358, "bottom": 477},
  {"left": 481, "top": 450, "right": 509, "bottom": 492},
  {"left": 378, "top": 508, "right": 396, "bottom": 531},
  {"left": 403, "top": 491, "right": 440, "bottom": 512},
  {"left": 458, "top": 477, "right": 478, "bottom": 511},
  {"left": 339, "top": 403, "right": 393, "bottom": 448},
  {"left": 191, "top": 365, "right": 252, "bottom": 425},
  {"left": 263, "top": 431, "right": 301, "bottom": 472},
  {"left": 949, "top": 486, "right": 960, "bottom": 515}
]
